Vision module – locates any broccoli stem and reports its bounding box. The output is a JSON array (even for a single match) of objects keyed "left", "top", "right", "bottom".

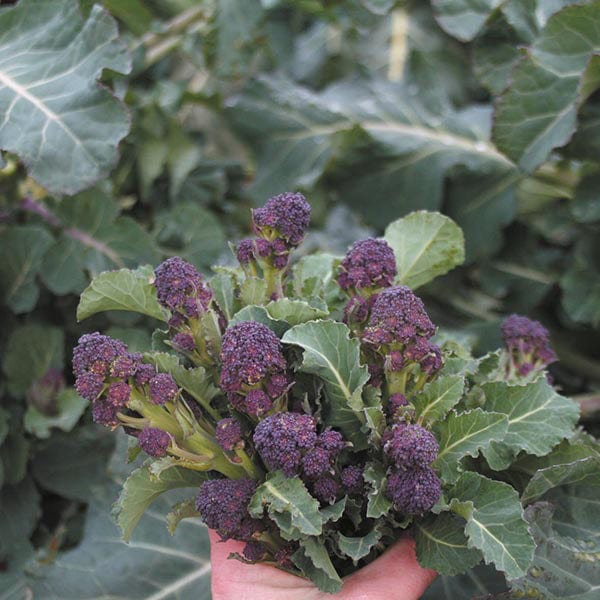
[
  {"left": 263, "top": 265, "right": 284, "bottom": 300},
  {"left": 234, "top": 447, "right": 264, "bottom": 479}
]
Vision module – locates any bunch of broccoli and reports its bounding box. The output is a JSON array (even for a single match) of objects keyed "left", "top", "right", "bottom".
[{"left": 73, "top": 193, "right": 567, "bottom": 592}]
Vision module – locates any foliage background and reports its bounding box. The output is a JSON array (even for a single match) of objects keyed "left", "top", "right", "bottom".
[{"left": 0, "top": 0, "right": 599, "bottom": 598}]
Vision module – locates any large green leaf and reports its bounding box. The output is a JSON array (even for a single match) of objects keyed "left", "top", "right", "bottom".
[
  {"left": 282, "top": 320, "right": 370, "bottom": 447},
  {"left": 432, "top": 0, "right": 504, "bottom": 42},
  {"left": 433, "top": 409, "right": 508, "bottom": 483},
  {"left": 384, "top": 211, "right": 465, "bottom": 289},
  {"left": 415, "top": 513, "right": 483, "bottom": 575},
  {"left": 77, "top": 266, "right": 168, "bottom": 322},
  {"left": 0, "top": 226, "right": 53, "bottom": 313},
  {"left": 265, "top": 298, "right": 329, "bottom": 326},
  {"left": 113, "top": 463, "right": 208, "bottom": 541},
  {"left": 449, "top": 472, "right": 534, "bottom": 580},
  {"left": 493, "top": 1, "right": 600, "bottom": 172},
  {"left": 0, "top": 0, "right": 131, "bottom": 195},
  {"left": 29, "top": 483, "right": 212, "bottom": 600},
  {"left": 292, "top": 537, "right": 343, "bottom": 594},
  {"left": 337, "top": 528, "right": 382, "bottom": 564},
  {"left": 413, "top": 374, "right": 465, "bottom": 424},
  {"left": 481, "top": 379, "right": 580, "bottom": 471},
  {"left": 422, "top": 565, "right": 508, "bottom": 600},
  {"left": 249, "top": 471, "right": 322, "bottom": 540}
]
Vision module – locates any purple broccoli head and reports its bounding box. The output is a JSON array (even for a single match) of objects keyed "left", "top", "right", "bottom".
[
  {"left": 91, "top": 397, "right": 119, "bottom": 427},
  {"left": 171, "top": 333, "right": 196, "bottom": 352},
  {"left": 387, "top": 393, "right": 408, "bottom": 418},
  {"left": 215, "top": 418, "right": 243, "bottom": 452},
  {"left": 341, "top": 465, "right": 364, "bottom": 495},
  {"left": 338, "top": 238, "right": 397, "bottom": 291},
  {"left": 75, "top": 371, "right": 104, "bottom": 402},
  {"left": 253, "top": 412, "right": 318, "bottom": 477},
  {"left": 252, "top": 192, "right": 311, "bottom": 247},
  {"left": 196, "top": 478, "right": 261, "bottom": 541},
  {"left": 134, "top": 363, "right": 157, "bottom": 387},
  {"left": 501, "top": 314, "right": 557, "bottom": 376},
  {"left": 363, "top": 286, "right": 436, "bottom": 346},
  {"left": 149, "top": 373, "right": 178, "bottom": 405},
  {"left": 105, "top": 381, "right": 131, "bottom": 408},
  {"left": 154, "top": 257, "right": 212, "bottom": 319},
  {"left": 384, "top": 423, "right": 439, "bottom": 468},
  {"left": 243, "top": 541, "right": 268, "bottom": 562},
  {"left": 138, "top": 427, "right": 171, "bottom": 457},
  {"left": 311, "top": 476, "right": 340, "bottom": 504},
  {"left": 73, "top": 332, "right": 127, "bottom": 378},
  {"left": 237, "top": 239, "right": 257, "bottom": 265},
  {"left": 386, "top": 467, "right": 441, "bottom": 515}
]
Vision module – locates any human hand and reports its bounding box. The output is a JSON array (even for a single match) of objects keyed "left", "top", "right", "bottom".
[{"left": 209, "top": 531, "right": 437, "bottom": 600}]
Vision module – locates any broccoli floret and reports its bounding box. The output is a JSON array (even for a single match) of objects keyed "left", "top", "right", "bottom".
[
  {"left": 384, "top": 423, "right": 439, "bottom": 468},
  {"left": 338, "top": 238, "right": 397, "bottom": 291},
  {"left": 220, "top": 321, "right": 289, "bottom": 415},
  {"left": 91, "top": 397, "right": 119, "bottom": 427},
  {"left": 363, "top": 286, "right": 435, "bottom": 346},
  {"left": 138, "top": 427, "right": 171, "bottom": 457},
  {"left": 134, "top": 363, "right": 156, "bottom": 386},
  {"left": 148, "top": 373, "right": 178, "bottom": 405},
  {"left": 386, "top": 393, "right": 408, "bottom": 418},
  {"left": 237, "top": 239, "right": 257, "bottom": 265},
  {"left": 501, "top": 314, "right": 557, "bottom": 376},
  {"left": 252, "top": 192, "right": 311, "bottom": 247},
  {"left": 171, "top": 332, "right": 196, "bottom": 352},
  {"left": 73, "top": 332, "right": 127, "bottom": 378},
  {"left": 302, "top": 446, "right": 333, "bottom": 478},
  {"left": 153, "top": 257, "right": 212, "bottom": 323},
  {"left": 253, "top": 412, "right": 318, "bottom": 476},
  {"left": 242, "top": 541, "right": 268, "bottom": 562},
  {"left": 340, "top": 465, "right": 364, "bottom": 494},
  {"left": 311, "top": 476, "right": 340, "bottom": 504},
  {"left": 105, "top": 381, "right": 131, "bottom": 408},
  {"left": 110, "top": 353, "right": 142, "bottom": 379},
  {"left": 343, "top": 294, "right": 373, "bottom": 327},
  {"left": 274, "top": 543, "right": 297, "bottom": 569},
  {"left": 75, "top": 371, "right": 104, "bottom": 402},
  {"left": 385, "top": 467, "right": 441, "bottom": 515},
  {"left": 196, "top": 478, "right": 262, "bottom": 541},
  {"left": 215, "top": 418, "right": 243, "bottom": 452}
]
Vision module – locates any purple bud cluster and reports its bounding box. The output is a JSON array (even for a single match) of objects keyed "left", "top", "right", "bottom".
[
  {"left": 253, "top": 413, "right": 346, "bottom": 490},
  {"left": 220, "top": 321, "right": 290, "bottom": 416},
  {"left": 138, "top": 427, "right": 171, "bottom": 457},
  {"left": 237, "top": 193, "right": 311, "bottom": 272},
  {"left": 383, "top": 422, "right": 441, "bottom": 515},
  {"left": 338, "top": 239, "right": 397, "bottom": 292},
  {"left": 501, "top": 314, "right": 557, "bottom": 377},
  {"left": 195, "top": 478, "right": 262, "bottom": 541},
  {"left": 215, "top": 418, "right": 243, "bottom": 452},
  {"left": 149, "top": 373, "right": 179, "bottom": 405}
]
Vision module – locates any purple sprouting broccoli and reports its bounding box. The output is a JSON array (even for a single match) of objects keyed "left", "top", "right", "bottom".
[
  {"left": 105, "top": 381, "right": 131, "bottom": 408},
  {"left": 243, "top": 541, "right": 268, "bottom": 562},
  {"left": 302, "top": 446, "right": 333, "bottom": 478},
  {"left": 252, "top": 192, "right": 311, "bottom": 248},
  {"left": 237, "top": 239, "right": 257, "bottom": 265},
  {"left": 363, "top": 286, "right": 435, "bottom": 346},
  {"left": 387, "top": 393, "right": 408, "bottom": 418},
  {"left": 253, "top": 412, "right": 318, "bottom": 476},
  {"left": 27, "top": 368, "right": 65, "bottom": 410},
  {"left": 91, "top": 397, "right": 119, "bottom": 427},
  {"left": 196, "top": 478, "right": 262, "bottom": 541},
  {"left": 215, "top": 418, "right": 243, "bottom": 452},
  {"left": 73, "top": 332, "right": 128, "bottom": 378},
  {"left": 138, "top": 427, "right": 171, "bottom": 457},
  {"left": 274, "top": 543, "right": 298, "bottom": 569},
  {"left": 110, "top": 353, "right": 142, "bottom": 379},
  {"left": 343, "top": 295, "right": 376, "bottom": 328},
  {"left": 134, "top": 363, "right": 156, "bottom": 387},
  {"left": 149, "top": 373, "right": 178, "bottom": 405},
  {"left": 220, "top": 321, "right": 289, "bottom": 415},
  {"left": 385, "top": 467, "right": 441, "bottom": 515},
  {"left": 341, "top": 465, "right": 364, "bottom": 495},
  {"left": 311, "top": 476, "right": 340, "bottom": 504},
  {"left": 154, "top": 257, "right": 212, "bottom": 324},
  {"left": 338, "top": 238, "right": 397, "bottom": 292},
  {"left": 75, "top": 371, "right": 104, "bottom": 402},
  {"left": 171, "top": 332, "right": 196, "bottom": 352},
  {"left": 317, "top": 429, "right": 346, "bottom": 453},
  {"left": 383, "top": 423, "right": 439, "bottom": 468},
  {"left": 501, "top": 314, "right": 557, "bottom": 377}
]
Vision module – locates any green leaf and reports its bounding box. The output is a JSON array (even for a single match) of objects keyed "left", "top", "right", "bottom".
[
  {"left": 0, "top": 225, "right": 53, "bottom": 313},
  {"left": 3, "top": 324, "right": 64, "bottom": 396},
  {"left": 240, "top": 276, "right": 267, "bottom": 306},
  {"left": 421, "top": 565, "right": 508, "bottom": 600},
  {"left": 29, "top": 482, "right": 211, "bottom": 599},
  {"left": 449, "top": 472, "right": 534, "bottom": 580},
  {"left": 166, "top": 499, "right": 200, "bottom": 535},
  {"left": 0, "top": 431, "right": 30, "bottom": 487},
  {"left": 292, "top": 253, "right": 341, "bottom": 304},
  {"left": 229, "top": 305, "right": 289, "bottom": 336},
  {"left": 320, "top": 497, "right": 347, "bottom": 524},
  {"left": 415, "top": 513, "right": 483, "bottom": 575},
  {"left": 493, "top": 1, "right": 600, "bottom": 172},
  {"left": 522, "top": 456, "right": 600, "bottom": 505},
  {"left": 170, "top": 365, "right": 220, "bottom": 414},
  {"left": 337, "top": 528, "right": 382, "bottom": 564},
  {"left": 292, "top": 537, "right": 343, "bottom": 594},
  {"left": 77, "top": 266, "right": 168, "bottom": 322},
  {"left": 561, "top": 246, "right": 600, "bottom": 327},
  {"left": 113, "top": 463, "right": 208, "bottom": 541},
  {"left": 481, "top": 379, "right": 580, "bottom": 470},
  {"left": 0, "top": 0, "right": 131, "bottom": 195},
  {"left": 413, "top": 375, "right": 465, "bottom": 424},
  {"left": 282, "top": 320, "right": 370, "bottom": 447},
  {"left": 211, "top": 271, "right": 240, "bottom": 321},
  {"left": 432, "top": 0, "right": 504, "bottom": 42},
  {"left": 384, "top": 211, "right": 465, "bottom": 289},
  {"left": 571, "top": 174, "right": 600, "bottom": 223},
  {"left": 249, "top": 471, "right": 322, "bottom": 540},
  {"left": 363, "top": 462, "right": 392, "bottom": 519},
  {"left": 23, "top": 389, "right": 87, "bottom": 439},
  {"left": 266, "top": 298, "right": 329, "bottom": 325},
  {"left": 433, "top": 409, "right": 509, "bottom": 484}
]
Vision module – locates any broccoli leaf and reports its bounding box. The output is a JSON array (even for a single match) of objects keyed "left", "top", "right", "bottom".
[
  {"left": 23, "top": 389, "right": 87, "bottom": 439},
  {"left": 363, "top": 462, "right": 392, "bottom": 519},
  {"left": 266, "top": 298, "right": 329, "bottom": 325},
  {"left": 415, "top": 513, "right": 483, "bottom": 575},
  {"left": 113, "top": 463, "right": 208, "bottom": 541},
  {"left": 230, "top": 305, "right": 289, "bottom": 336},
  {"left": 431, "top": 0, "right": 503, "bottom": 42},
  {"left": 481, "top": 378, "right": 580, "bottom": 471},
  {"left": 248, "top": 471, "right": 323, "bottom": 540},
  {"left": 0, "top": 0, "right": 131, "bottom": 195},
  {"left": 449, "top": 472, "right": 534, "bottom": 580},
  {"left": 384, "top": 211, "right": 465, "bottom": 290},
  {"left": 337, "top": 528, "right": 382, "bottom": 564},
  {"left": 292, "top": 538, "right": 343, "bottom": 594},
  {"left": 413, "top": 374, "right": 465, "bottom": 424},
  {"left": 433, "top": 409, "right": 508, "bottom": 484},
  {"left": 77, "top": 266, "right": 168, "bottom": 322},
  {"left": 282, "top": 320, "right": 370, "bottom": 448}
]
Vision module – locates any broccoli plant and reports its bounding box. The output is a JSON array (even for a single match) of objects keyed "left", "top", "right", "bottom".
[{"left": 70, "top": 193, "right": 598, "bottom": 595}]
